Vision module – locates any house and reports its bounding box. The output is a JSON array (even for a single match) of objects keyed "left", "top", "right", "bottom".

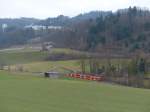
[
  {"left": 2, "top": 24, "right": 8, "bottom": 32},
  {"left": 41, "top": 42, "right": 53, "bottom": 51},
  {"left": 25, "top": 24, "right": 62, "bottom": 30}
]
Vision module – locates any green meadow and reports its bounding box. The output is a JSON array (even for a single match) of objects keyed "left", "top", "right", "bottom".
[
  {"left": 0, "top": 48, "right": 150, "bottom": 112},
  {"left": 0, "top": 71, "right": 150, "bottom": 112}
]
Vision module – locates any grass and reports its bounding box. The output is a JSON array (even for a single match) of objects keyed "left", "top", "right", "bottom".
[
  {"left": 0, "top": 71, "right": 150, "bottom": 112},
  {"left": 0, "top": 48, "right": 85, "bottom": 65},
  {"left": 0, "top": 47, "right": 82, "bottom": 73},
  {"left": 50, "top": 48, "right": 84, "bottom": 55},
  {"left": 9, "top": 59, "right": 131, "bottom": 74},
  {"left": 0, "top": 47, "right": 130, "bottom": 67},
  {"left": 0, "top": 47, "right": 150, "bottom": 112},
  {"left": 11, "top": 60, "right": 81, "bottom": 73},
  {"left": 0, "top": 51, "right": 50, "bottom": 64}
]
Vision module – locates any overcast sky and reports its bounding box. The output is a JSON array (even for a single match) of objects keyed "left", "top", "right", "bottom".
[{"left": 0, "top": 0, "right": 149, "bottom": 19}]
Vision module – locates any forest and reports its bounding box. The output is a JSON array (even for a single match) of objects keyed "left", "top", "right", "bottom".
[{"left": 0, "top": 7, "right": 150, "bottom": 54}]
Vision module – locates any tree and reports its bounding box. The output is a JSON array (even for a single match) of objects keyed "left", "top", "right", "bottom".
[
  {"left": 89, "top": 58, "right": 100, "bottom": 74},
  {"left": 138, "top": 58, "right": 146, "bottom": 74}
]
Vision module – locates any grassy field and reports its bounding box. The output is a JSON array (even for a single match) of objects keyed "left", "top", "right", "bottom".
[
  {"left": 21, "top": 60, "right": 81, "bottom": 73},
  {"left": 0, "top": 71, "right": 150, "bottom": 112},
  {"left": 0, "top": 47, "right": 148, "bottom": 76},
  {"left": 10, "top": 59, "right": 130, "bottom": 74},
  {"left": 0, "top": 50, "right": 50, "bottom": 64},
  {"left": 0, "top": 47, "right": 150, "bottom": 112},
  {"left": 0, "top": 47, "right": 82, "bottom": 73},
  {"left": 0, "top": 48, "right": 85, "bottom": 65},
  {"left": 9, "top": 58, "right": 132, "bottom": 74}
]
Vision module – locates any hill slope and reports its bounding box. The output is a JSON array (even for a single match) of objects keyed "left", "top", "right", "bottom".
[{"left": 0, "top": 71, "right": 150, "bottom": 112}]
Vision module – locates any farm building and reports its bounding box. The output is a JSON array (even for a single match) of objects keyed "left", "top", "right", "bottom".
[
  {"left": 41, "top": 42, "right": 53, "bottom": 51},
  {"left": 44, "top": 72, "right": 61, "bottom": 78}
]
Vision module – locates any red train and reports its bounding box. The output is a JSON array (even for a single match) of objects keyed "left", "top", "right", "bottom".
[{"left": 66, "top": 73, "right": 105, "bottom": 81}]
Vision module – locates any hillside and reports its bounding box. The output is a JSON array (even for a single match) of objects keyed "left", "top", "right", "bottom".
[
  {"left": 0, "top": 71, "right": 150, "bottom": 112},
  {"left": 0, "top": 11, "right": 109, "bottom": 27},
  {"left": 0, "top": 7, "right": 150, "bottom": 53},
  {"left": 38, "top": 11, "right": 111, "bottom": 26},
  {"left": 0, "top": 11, "right": 110, "bottom": 48},
  {"left": 0, "top": 18, "right": 39, "bottom": 27},
  {"left": 0, "top": 48, "right": 82, "bottom": 64},
  {"left": 86, "top": 7, "right": 150, "bottom": 53}
]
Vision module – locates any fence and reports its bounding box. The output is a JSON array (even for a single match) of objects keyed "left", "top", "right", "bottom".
[{"left": 106, "top": 76, "right": 150, "bottom": 89}]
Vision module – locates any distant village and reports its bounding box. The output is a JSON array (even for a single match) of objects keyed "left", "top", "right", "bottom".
[
  {"left": 1, "top": 23, "right": 62, "bottom": 31},
  {"left": 25, "top": 24, "right": 62, "bottom": 30}
]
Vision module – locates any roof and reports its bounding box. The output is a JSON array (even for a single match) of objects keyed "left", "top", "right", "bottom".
[{"left": 45, "top": 72, "right": 59, "bottom": 74}]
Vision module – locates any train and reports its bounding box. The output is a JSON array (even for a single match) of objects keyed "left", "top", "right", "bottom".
[{"left": 66, "top": 73, "right": 105, "bottom": 81}]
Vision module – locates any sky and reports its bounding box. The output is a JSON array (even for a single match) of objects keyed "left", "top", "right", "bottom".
[{"left": 0, "top": 0, "right": 149, "bottom": 19}]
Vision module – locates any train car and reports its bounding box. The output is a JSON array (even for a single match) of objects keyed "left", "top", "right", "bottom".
[{"left": 66, "top": 73, "right": 105, "bottom": 81}]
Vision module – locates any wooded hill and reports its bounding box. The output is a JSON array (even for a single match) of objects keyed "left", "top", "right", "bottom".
[{"left": 0, "top": 7, "right": 150, "bottom": 54}]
